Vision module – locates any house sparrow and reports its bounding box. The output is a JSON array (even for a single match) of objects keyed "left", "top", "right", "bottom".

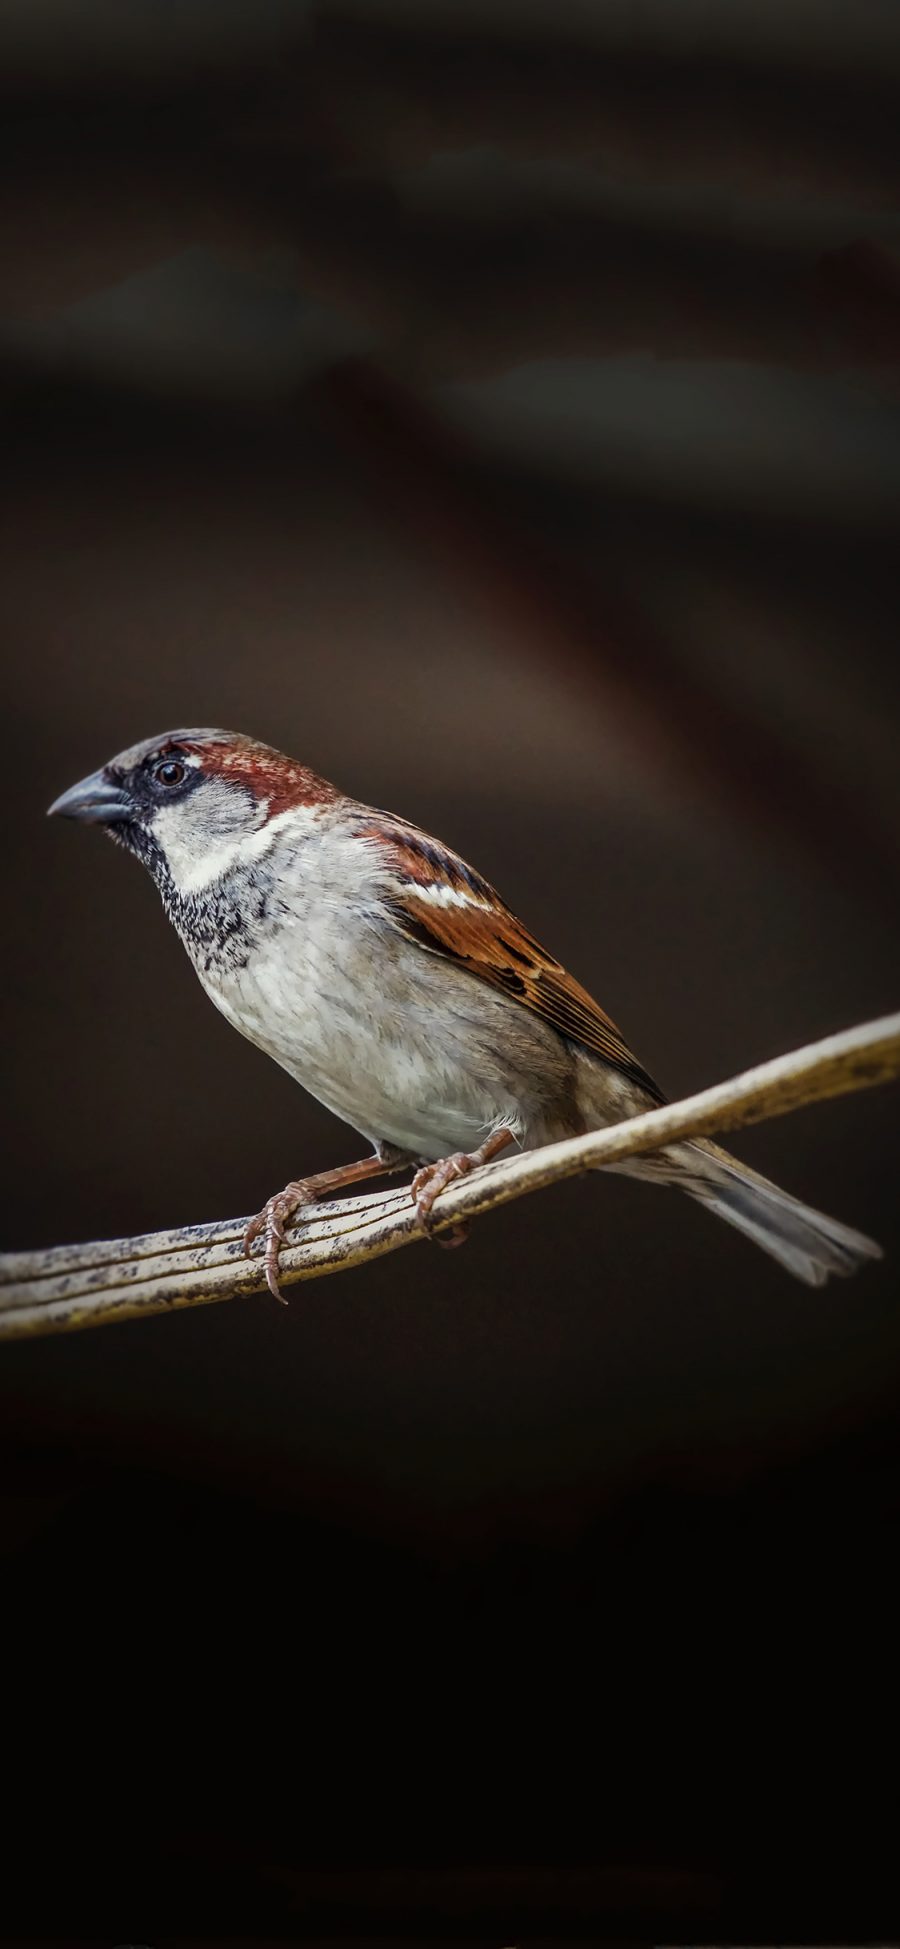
[{"left": 49, "top": 727, "right": 881, "bottom": 1300}]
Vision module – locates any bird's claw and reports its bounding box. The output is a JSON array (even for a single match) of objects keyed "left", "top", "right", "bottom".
[
  {"left": 243, "top": 1187, "right": 308, "bottom": 1303},
  {"left": 412, "top": 1154, "right": 472, "bottom": 1248}
]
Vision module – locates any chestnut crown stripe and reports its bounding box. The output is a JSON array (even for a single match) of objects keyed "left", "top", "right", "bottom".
[
  {"left": 370, "top": 819, "right": 666, "bottom": 1104},
  {"left": 177, "top": 735, "right": 339, "bottom": 816}
]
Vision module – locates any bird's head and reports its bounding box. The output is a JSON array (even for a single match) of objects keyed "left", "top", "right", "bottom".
[{"left": 48, "top": 728, "right": 338, "bottom": 897}]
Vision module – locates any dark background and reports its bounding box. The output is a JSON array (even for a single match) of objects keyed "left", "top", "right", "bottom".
[{"left": 2, "top": 2, "right": 899, "bottom": 1940}]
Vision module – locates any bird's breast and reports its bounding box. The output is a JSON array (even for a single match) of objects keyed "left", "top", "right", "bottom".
[{"left": 187, "top": 880, "right": 577, "bottom": 1159}]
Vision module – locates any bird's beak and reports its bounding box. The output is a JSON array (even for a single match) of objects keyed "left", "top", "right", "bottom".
[{"left": 47, "top": 768, "right": 133, "bottom": 826}]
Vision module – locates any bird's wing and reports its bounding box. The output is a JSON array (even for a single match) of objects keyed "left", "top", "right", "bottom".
[{"left": 358, "top": 813, "right": 666, "bottom": 1105}]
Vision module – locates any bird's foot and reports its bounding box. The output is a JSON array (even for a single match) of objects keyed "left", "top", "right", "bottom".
[
  {"left": 412, "top": 1154, "right": 474, "bottom": 1246},
  {"left": 412, "top": 1127, "right": 515, "bottom": 1246},
  {"left": 243, "top": 1147, "right": 406, "bottom": 1303},
  {"left": 243, "top": 1181, "right": 312, "bottom": 1304}
]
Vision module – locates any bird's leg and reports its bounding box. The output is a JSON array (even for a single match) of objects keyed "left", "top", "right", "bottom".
[
  {"left": 412, "top": 1127, "right": 516, "bottom": 1244},
  {"left": 244, "top": 1142, "right": 411, "bottom": 1303}
]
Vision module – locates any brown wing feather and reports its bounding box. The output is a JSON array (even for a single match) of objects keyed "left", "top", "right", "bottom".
[{"left": 364, "top": 815, "right": 666, "bottom": 1106}]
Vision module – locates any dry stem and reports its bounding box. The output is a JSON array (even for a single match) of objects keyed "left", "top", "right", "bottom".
[{"left": 1, "top": 1013, "right": 897, "bottom": 1340}]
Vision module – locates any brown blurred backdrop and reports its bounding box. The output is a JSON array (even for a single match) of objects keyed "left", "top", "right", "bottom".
[{"left": 1, "top": 2, "right": 899, "bottom": 1938}]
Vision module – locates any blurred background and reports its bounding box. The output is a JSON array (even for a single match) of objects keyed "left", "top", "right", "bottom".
[{"left": 2, "top": 1, "right": 899, "bottom": 1938}]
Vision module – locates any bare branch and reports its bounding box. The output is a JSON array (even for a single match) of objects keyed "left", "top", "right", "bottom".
[{"left": 1, "top": 1013, "right": 897, "bottom": 1341}]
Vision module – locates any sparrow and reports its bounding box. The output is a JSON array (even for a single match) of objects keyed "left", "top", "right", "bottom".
[{"left": 49, "top": 727, "right": 881, "bottom": 1300}]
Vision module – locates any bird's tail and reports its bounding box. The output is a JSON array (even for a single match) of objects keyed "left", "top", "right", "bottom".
[{"left": 626, "top": 1138, "right": 882, "bottom": 1287}]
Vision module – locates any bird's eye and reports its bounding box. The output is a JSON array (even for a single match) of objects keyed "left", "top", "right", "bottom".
[{"left": 154, "top": 758, "right": 187, "bottom": 788}]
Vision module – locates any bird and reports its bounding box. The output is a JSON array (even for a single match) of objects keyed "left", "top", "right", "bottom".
[{"left": 49, "top": 727, "right": 881, "bottom": 1300}]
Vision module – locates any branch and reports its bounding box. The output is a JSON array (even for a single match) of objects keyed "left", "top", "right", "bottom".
[{"left": 2, "top": 1014, "right": 897, "bottom": 1341}]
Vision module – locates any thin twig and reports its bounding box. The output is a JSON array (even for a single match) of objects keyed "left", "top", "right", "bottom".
[{"left": 1, "top": 1013, "right": 897, "bottom": 1341}]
